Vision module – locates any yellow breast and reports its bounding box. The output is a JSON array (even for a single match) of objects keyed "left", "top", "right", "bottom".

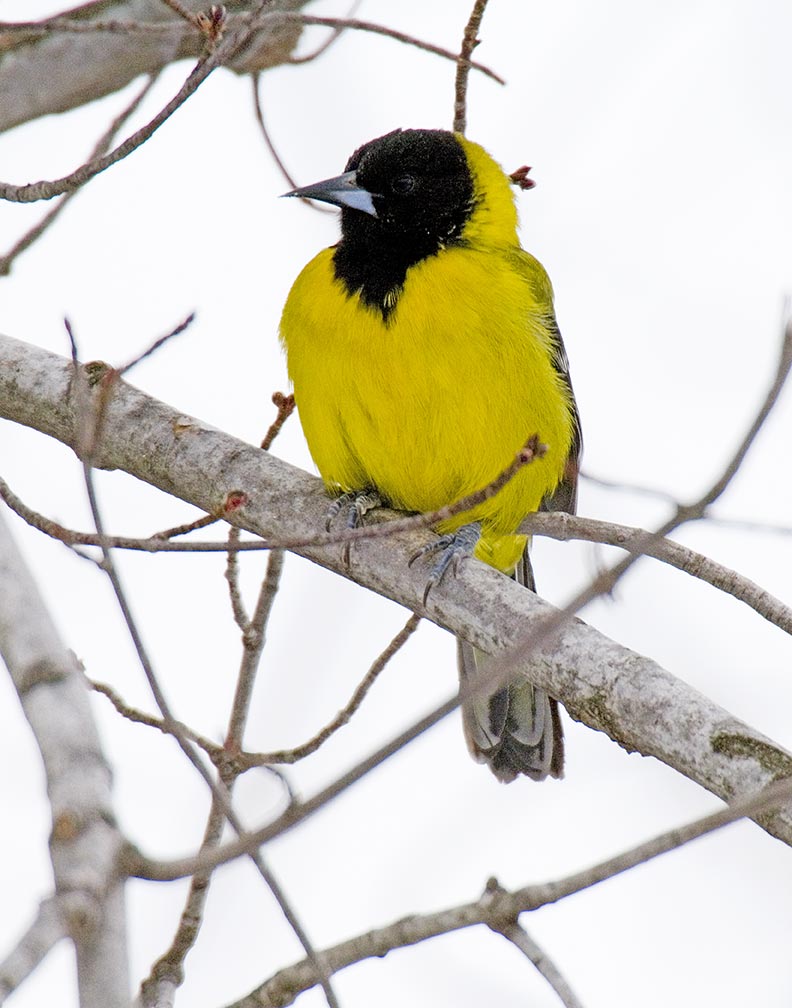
[{"left": 280, "top": 241, "right": 574, "bottom": 571}]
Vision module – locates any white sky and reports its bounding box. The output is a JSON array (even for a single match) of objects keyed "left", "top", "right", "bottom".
[{"left": 1, "top": 2, "right": 792, "bottom": 1007}]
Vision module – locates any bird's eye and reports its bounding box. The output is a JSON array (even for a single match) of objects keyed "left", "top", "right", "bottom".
[{"left": 391, "top": 174, "right": 416, "bottom": 195}]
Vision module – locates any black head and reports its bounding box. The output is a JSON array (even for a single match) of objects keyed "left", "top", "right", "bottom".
[
  {"left": 341, "top": 128, "right": 474, "bottom": 250},
  {"left": 286, "top": 129, "right": 476, "bottom": 317}
]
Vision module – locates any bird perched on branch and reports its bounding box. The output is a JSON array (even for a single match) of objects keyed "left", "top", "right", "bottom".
[{"left": 280, "top": 128, "right": 581, "bottom": 782}]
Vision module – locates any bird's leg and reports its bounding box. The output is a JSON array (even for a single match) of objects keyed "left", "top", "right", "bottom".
[
  {"left": 409, "top": 521, "right": 482, "bottom": 604},
  {"left": 325, "top": 489, "right": 384, "bottom": 564}
]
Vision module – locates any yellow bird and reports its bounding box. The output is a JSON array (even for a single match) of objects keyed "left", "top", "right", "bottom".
[{"left": 280, "top": 129, "right": 581, "bottom": 782}]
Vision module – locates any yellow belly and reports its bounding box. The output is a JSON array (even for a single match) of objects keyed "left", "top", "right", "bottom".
[{"left": 280, "top": 244, "right": 574, "bottom": 572}]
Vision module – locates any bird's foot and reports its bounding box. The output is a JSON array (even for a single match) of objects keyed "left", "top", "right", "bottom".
[
  {"left": 326, "top": 489, "right": 383, "bottom": 563},
  {"left": 409, "top": 521, "right": 482, "bottom": 605},
  {"left": 325, "top": 489, "right": 383, "bottom": 531}
]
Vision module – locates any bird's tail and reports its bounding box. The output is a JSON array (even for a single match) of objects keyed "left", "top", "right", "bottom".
[{"left": 458, "top": 551, "right": 564, "bottom": 783}]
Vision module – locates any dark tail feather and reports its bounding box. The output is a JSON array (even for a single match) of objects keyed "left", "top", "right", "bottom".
[{"left": 457, "top": 550, "right": 564, "bottom": 783}]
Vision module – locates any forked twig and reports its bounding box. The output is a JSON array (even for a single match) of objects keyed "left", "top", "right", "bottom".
[{"left": 240, "top": 612, "right": 421, "bottom": 767}]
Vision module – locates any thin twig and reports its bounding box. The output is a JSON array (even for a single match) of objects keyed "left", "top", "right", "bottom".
[
  {"left": 284, "top": 14, "right": 504, "bottom": 85},
  {"left": 453, "top": 0, "right": 491, "bottom": 134},
  {"left": 261, "top": 392, "right": 296, "bottom": 451},
  {"left": 227, "top": 548, "right": 285, "bottom": 745},
  {"left": 497, "top": 919, "right": 584, "bottom": 1008},
  {"left": 251, "top": 75, "right": 305, "bottom": 195},
  {"left": 117, "top": 312, "right": 196, "bottom": 374},
  {"left": 220, "top": 776, "right": 792, "bottom": 1008},
  {"left": 0, "top": 74, "right": 159, "bottom": 275},
  {"left": 152, "top": 512, "right": 223, "bottom": 539},
  {"left": 126, "top": 691, "right": 462, "bottom": 882},
  {"left": 583, "top": 471, "right": 792, "bottom": 536},
  {"left": 517, "top": 510, "right": 792, "bottom": 635},
  {"left": 158, "top": 0, "right": 201, "bottom": 24},
  {"left": 250, "top": 77, "right": 333, "bottom": 210},
  {"left": 225, "top": 528, "right": 250, "bottom": 631},
  {"left": 88, "top": 611, "right": 419, "bottom": 771},
  {"left": 88, "top": 677, "right": 223, "bottom": 759},
  {"left": 286, "top": 0, "right": 362, "bottom": 64},
  {"left": 241, "top": 612, "right": 421, "bottom": 767}
]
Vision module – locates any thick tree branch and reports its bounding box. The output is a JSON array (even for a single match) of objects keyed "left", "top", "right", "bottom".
[
  {"left": 2, "top": 332, "right": 792, "bottom": 849},
  {"left": 0, "top": 509, "right": 129, "bottom": 1008},
  {"left": 0, "top": 1, "right": 307, "bottom": 135}
]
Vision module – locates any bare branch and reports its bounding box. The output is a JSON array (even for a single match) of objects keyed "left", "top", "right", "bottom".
[
  {"left": 0, "top": 52, "right": 215, "bottom": 202},
  {"left": 92, "top": 608, "right": 417, "bottom": 770},
  {"left": 3, "top": 332, "right": 792, "bottom": 853},
  {"left": 241, "top": 612, "right": 421, "bottom": 767},
  {"left": 0, "top": 896, "right": 66, "bottom": 1001},
  {"left": 0, "top": 5, "right": 500, "bottom": 137},
  {"left": 0, "top": 4, "right": 293, "bottom": 202},
  {"left": 152, "top": 511, "right": 224, "bottom": 539},
  {"left": 453, "top": 0, "right": 491, "bottom": 134},
  {"left": 225, "top": 528, "right": 251, "bottom": 630},
  {"left": 0, "top": 73, "right": 159, "bottom": 275},
  {"left": 117, "top": 312, "right": 196, "bottom": 374},
  {"left": 285, "top": 0, "right": 362, "bottom": 65},
  {"left": 261, "top": 392, "right": 296, "bottom": 451},
  {"left": 251, "top": 75, "right": 306, "bottom": 196},
  {"left": 496, "top": 920, "right": 584, "bottom": 1008},
  {"left": 228, "top": 548, "right": 285, "bottom": 744},
  {"left": 0, "top": 2, "right": 306, "bottom": 134},
  {"left": 518, "top": 510, "right": 792, "bottom": 635},
  {"left": 0, "top": 510, "right": 129, "bottom": 1007},
  {"left": 223, "top": 776, "right": 792, "bottom": 1007},
  {"left": 583, "top": 470, "right": 792, "bottom": 536},
  {"left": 286, "top": 14, "right": 504, "bottom": 85},
  {"left": 0, "top": 432, "right": 544, "bottom": 557},
  {"left": 88, "top": 676, "right": 223, "bottom": 758},
  {"left": 4, "top": 460, "right": 792, "bottom": 636}
]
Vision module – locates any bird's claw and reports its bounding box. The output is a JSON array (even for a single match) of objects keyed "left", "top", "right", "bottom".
[
  {"left": 325, "top": 490, "right": 383, "bottom": 564},
  {"left": 325, "top": 490, "right": 382, "bottom": 531},
  {"left": 409, "top": 521, "right": 481, "bottom": 605}
]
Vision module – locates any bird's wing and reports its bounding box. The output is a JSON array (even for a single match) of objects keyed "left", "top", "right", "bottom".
[
  {"left": 542, "top": 316, "right": 582, "bottom": 515},
  {"left": 514, "top": 249, "right": 582, "bottom": 516}
]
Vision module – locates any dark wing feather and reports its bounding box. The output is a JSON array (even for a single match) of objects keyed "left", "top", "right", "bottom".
[{"left": 542, "top": 317, "right": 582, "bottom": 515}]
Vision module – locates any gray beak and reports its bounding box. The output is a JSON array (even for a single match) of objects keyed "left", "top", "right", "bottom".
[{"left": 283, "top": 170, "right": 378, "bottom": 217}]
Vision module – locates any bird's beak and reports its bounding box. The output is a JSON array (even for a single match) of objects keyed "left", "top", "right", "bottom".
[{"left": 283, "top": 170, "right": 378, "bottom": 217}]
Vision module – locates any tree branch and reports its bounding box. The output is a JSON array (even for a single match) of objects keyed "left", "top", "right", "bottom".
[
  {"left": 222, "top": 775, "right": 792, "bottom": 1007},
  {"left": 0, "top": 510, "right": 129, "bottom": 1008},
  {"left": 495, "top": 921, "right": 584, "bottom": 1008},
  {"left": 0, "top": 1, "right": 308, "bottom": 134},
  {"left": 0, "top": 896, "right": 66, "bottom": 1001},
  {"left": 453, "top": 0, "right": 491, "bottom": 134},
  {"left": 2, "top": 332, "right": 792, "bottom": 849},
  {"left": 3, "top": 474, "right": 789, "bottom": 636}
]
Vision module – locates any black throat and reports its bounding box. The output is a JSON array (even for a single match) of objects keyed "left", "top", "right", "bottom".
[{"left": 332, "top": 217, "right": 455, "bottom": 321}]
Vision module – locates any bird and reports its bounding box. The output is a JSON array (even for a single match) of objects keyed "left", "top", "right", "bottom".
[{"left": 279, "top": 128, "right": 581, "bottom": 782}]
